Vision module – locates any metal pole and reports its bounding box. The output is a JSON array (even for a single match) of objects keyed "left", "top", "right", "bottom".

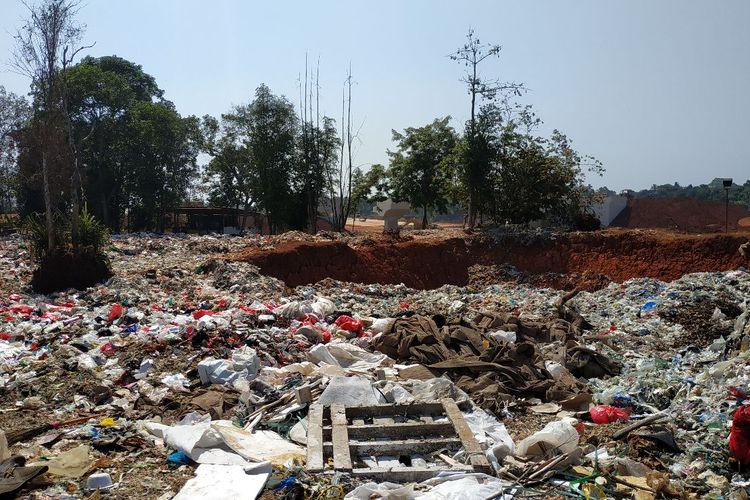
[{"left": 726, "top": 188, "right": 730, "bottom": 233}]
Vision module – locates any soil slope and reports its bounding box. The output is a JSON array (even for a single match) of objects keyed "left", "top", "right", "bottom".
[{"left": 229, "top": 229, "right": 750, "bottom": 290}]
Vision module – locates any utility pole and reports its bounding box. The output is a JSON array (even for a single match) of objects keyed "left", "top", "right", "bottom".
[{"left": 723, "top": 178, "right": 733, "bottom": 233}]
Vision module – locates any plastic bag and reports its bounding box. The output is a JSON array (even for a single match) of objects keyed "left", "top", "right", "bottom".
[
  {"left": 107, "top": 304, "right": 123, "bottom": 323},
  {"left": 589, "top": 405, "right": 630, "bottom": 424},
  {"left": 516, "top": 420, "right": 579, "bottom": 457},
  {"left": 335, "top": 315, "right": 364, "bottom": 335}
]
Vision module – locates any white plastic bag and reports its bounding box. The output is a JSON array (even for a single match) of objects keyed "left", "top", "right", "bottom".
[{"left": 515, "top": 420, "right": 579, "bottom": 457}]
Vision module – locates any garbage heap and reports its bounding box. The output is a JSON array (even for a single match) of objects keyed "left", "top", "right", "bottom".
[{"left": 0, "top": 232, "right": 749, "bottom": 498}]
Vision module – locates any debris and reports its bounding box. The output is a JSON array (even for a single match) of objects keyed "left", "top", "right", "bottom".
[{"left": 172, "top": 463, "right": 270, "bottom": 500}]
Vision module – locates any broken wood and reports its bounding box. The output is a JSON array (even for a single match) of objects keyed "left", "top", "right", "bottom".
[
  {"left": 613, "top": 412, "right": 668, "bottom": 440},
  {"left": 306, "top": 404, "right": 324, "bottom": 472},
  {"left": 331, "top": 404, "right": 352, "bottom": 471},
  {"left": 441, "top": 398, "right": 492, "bottom": 473}
]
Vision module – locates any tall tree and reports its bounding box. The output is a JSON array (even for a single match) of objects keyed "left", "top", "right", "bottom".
[
  {"left": 12, "top": 0, "right": 90, "bottom": 252},
  {"left": 123, "top": 102, "right": 200, "bottom": 231},
  {"left": 0, "top": 87, "right": 30, "bottom": 213},
  {"left": 450, "top": 29, "right": 524, "bottom": 228},
  {"left": 326, "top": 67, "right": 356, "bottom": 231},
  {"left": 297, "top": 57, "right": 340, "bottom": 233},
  {"left": 214, "top": 85, "right": 297, "bottom": 234},
  {"left": 64, "top": 55, "right": 164, "bottom": 231},
  {"left": 388, "top": 117, "right": 457, "bottom": 229}
]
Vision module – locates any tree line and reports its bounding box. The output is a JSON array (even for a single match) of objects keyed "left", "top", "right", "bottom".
[{"left": 0, "top": 1, "right": 603, "bottom": 244}]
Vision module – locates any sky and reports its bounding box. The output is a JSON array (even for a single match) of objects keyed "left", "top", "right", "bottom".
[{"left": 1, "top": 0, "right": 748, "bottom": 191}]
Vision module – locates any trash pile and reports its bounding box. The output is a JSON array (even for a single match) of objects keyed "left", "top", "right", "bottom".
[{"left": 1, "top": 232, "right": 750, "bottom": 498}]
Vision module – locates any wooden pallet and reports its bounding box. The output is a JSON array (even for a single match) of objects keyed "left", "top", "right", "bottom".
[{"left": 306, "top": 398, "right": 492, "bottom": 481}]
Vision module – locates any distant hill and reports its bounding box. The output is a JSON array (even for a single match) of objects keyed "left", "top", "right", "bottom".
[
  {"left": 628, "top": 178, "right": 750, "bottom": 208},
  {"left": 610, "top": 197, "right": 750, "bottom": 232}
]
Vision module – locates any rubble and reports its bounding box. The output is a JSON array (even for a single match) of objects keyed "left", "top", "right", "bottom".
[{"left": 1, "top": 231, "right": 750, "bottom": 498}]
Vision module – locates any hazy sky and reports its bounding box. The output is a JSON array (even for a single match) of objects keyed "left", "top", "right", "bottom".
[{"left": 1, "top": 0, "right": 748, "bottom": 191}]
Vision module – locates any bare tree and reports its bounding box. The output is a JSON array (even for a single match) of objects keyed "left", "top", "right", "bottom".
[
  {"left": 450, "top": 29, "right": 524, "bottom": 228},
  {"left": 12, "top": 0, "right": 91, "bottom": 252},
  {"left": 327, "top": 65, "right": 356, "bottom": 231}
]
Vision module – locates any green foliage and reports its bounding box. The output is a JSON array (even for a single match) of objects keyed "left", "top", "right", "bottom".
[
  {"left": 17, "top": 55, "right": 199, "bottom": 232},
  {"left": 206, "top": 84, "right": 300, "bottom": 234},
  {"left": 20, "top": 206, "right": 109, "bottom": 262},
  {"left": 387, "top": 117, "right": 458, "bottom": 227},
  {"left": 19, "top": 211, "right": 69, "bottom": 261},
  {"left": 78, "top": 204, "right": 109, "bottom": 255},
  {"left": 351, "top": 164, "right": 389, "bottom": 217},
  {"left": 629, "top": 178, "right": 750, "bottom": 208},
  {"left": 0, "top": 86, "right": 30, "bottom": 213}
]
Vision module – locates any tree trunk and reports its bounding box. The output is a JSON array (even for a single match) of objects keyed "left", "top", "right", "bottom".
[
  {"left": 70, "top": 169, "right": 79, "bottom": 253},
  {"left": 42, "top": 152, "right": 55, "bottom": 253},
  {"left": 422, "top": 205, "right": 428, "bottom": 230}
]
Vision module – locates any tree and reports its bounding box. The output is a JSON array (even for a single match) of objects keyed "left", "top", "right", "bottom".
[
  {"left": 124, "top": 102, "right": 200, "bottom": 231},
  {"left": 12, "top": 0, "right": 90, "bottom": 252},
  {"left": 64, "top": 55, "right": 165, "bottom": 231},
  {"left": 326, "top": 67, "right": 356, "bottom": 231},
  {"left": 491, "top": 107, "right": 603, "bottom": 224},
  {"left": 451, "top": 29, "right": 524, "bottom": 228},
  {"left": 0, "top": 87, "right": 30, "bottom": 213},
  {"left": 297, "top": 58, "right": 340, "bottom": 233},
  {"left": 350, "top": 163, "right": 388, "bottom": 228},
  {"left": 210, "top": 85, "right": 298, "bottom": 234},
  {"left": 388, "top": 117, "right": 457, "bottom": 229}
]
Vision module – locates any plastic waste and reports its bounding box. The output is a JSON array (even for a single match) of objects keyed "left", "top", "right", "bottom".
[
  {"left": 334, "top": 315, "right": 364, "bottom": 335},
  {"left": 489, "top": 330, "right": 517, "bottom": 343},
  {"left": 516, "top": 420, "right": 579, "bottom": 457},
  {"left": 86, "top": 472, "right": 114, "bottom": 491},
  {"left": 46, "top": 445, "right": 93, "bottom": 478},
  {"left": 198, "top": 348, "right": 259, "bottom": 386},
  {"left": 318, "top": 376, "right": 386, "bottom": 406},
  {"left": 589, "top": 405, "right": 630, "bottom": 424},
  {"left": 161, "top": 373, "right": 190, "bottom": 392},
  {"left": 173, "top": 464, "right": 270, "bottom": 500},
  {"left": 167, "top": 450, "right": 191, "bottom": 465},
  {"left": 463, "top": 409, "right": 515, "bottom": 471},
  {"left": 107, "top": 304, "right": 123, "bottom": 323}
]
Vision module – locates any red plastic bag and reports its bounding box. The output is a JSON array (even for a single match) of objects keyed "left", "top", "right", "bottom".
[
  {"left": 108, "top": 304, "right": 123, "bottom": 323},
  {"left": 589, "top": 405, "right": 630, "bottom": 424},
  {"left": 335, "top": 315, "right": 364, "bottom": 334},
  {"left": 192, "top": 309, "right": 216, "bottom": 320}
]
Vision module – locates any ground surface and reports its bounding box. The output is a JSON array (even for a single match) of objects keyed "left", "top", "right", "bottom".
[
  {"left": 2, "top": 227, "right": 750, "bottom": 498},
  {"left": 230, "top": 227, "right": 750, "bottom": 290}
]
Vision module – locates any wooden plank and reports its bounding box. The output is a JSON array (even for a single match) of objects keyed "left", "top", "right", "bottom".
[
  {"left": 373, "top": 417, "right": 395, "bottom": 425},
  {"left": 352, "top": 418, "right": 365, "bottom": 426},
  {"left": 441, "top": 398, "right": 492, "bottom": 473},
  {"left": 346, "top": 421, "right": 455, "bottom": 440},
  {"left": 350, "top": 465, "right": 474, "bottom": 482},
  {"left": 306, "top": 404, "right": 324, "bottom": 472},
  {"left": 331, "top": 404, "right": 352, "bottom": 471},
  {"left": 344, "top": 402, "right": 446, "bottom": 418},
  {"left": 323, "top": 437, "right": 463, "bottom": 455}
]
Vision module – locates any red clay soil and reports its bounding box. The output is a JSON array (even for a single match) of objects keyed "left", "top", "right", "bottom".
[
  {"left": 229, "top": 229, "right": 750, "bottom": 290},
  {"left": 611, "top": 197, "right": 750, "bottom": 232}
]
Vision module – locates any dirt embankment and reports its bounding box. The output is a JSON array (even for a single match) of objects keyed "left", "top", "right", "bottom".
[{"left": 229, "top": 230, "right": 750, "bottom": 290}]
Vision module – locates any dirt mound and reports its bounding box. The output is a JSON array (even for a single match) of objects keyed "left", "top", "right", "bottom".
[
  {"left": 229, "top": 229, "right": 750, "bottom": 290},
  {"left": 611, "top": 197, "right": 750, "bottom": 232}
]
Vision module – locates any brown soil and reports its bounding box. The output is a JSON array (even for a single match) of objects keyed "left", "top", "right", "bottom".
[
  {"left": 611, "top": 197, "right": 750, "bottom": 232},
  {"left": 31, "top": 251, "right": 113, "bottom": 294},
  {"left": 228, "top": 229, "right": 750, "bottom": 290}
]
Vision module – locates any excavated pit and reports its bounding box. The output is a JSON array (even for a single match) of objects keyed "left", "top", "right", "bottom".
[{"left": 229, "top": 230, "right": 750, "bottom": 290}]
